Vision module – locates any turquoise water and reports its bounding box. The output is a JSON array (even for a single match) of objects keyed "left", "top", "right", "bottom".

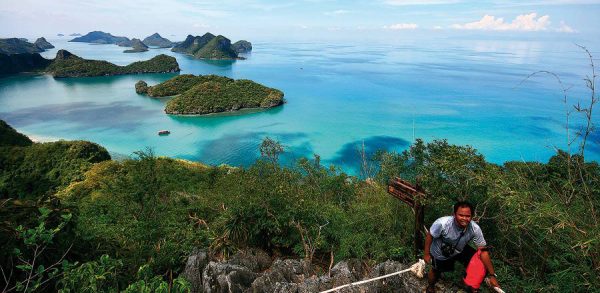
[{"left": 1, "top": 38, "right": 599, "bottom": 173}]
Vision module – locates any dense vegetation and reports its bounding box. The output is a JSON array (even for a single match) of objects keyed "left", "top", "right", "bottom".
[
  {"left": 0, "top": 53, "right": 52, "bottom": 75},
  {"left": 1, "top": 50, "right": 179, "bottom": 77},
  {"left": 1, "top": 50, "right": 599, "bottom": 292},
  {"left": 136, "top": 74, "right": 284, "bottom": 115},
  {"left": 45, "top": 50, "right": 180, "bottom": 77},
  {"left": 171, "top": 33, "right": 248, "bottom": 60},
  {"left": 0, "top": 115, "right": 598, "bottom": 292}
]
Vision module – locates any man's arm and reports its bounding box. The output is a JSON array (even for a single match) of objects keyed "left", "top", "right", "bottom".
[
  {"left": 424, "top": 232, "right": 433, "bottom": 263},
  {"left": 479, "top": 248, "right": 500, "bottom": 288}
]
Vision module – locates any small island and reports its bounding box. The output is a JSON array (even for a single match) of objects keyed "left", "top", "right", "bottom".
[
  {"left": 70, "top": 31, "right": 130, "bottom": 45},
  {"left": 34, "top": 37, "right": 54, "bottom": 50},
  {"left": 232, "top": 40, "right": 252, "bottom": 53},
  {"left": 142, "top": 33, "right": 173, "bottom": 48},
  {"left": 1, "top": 49, "right": 180, "bottom": 77},
  {"left": 123, "top": 38, "right": 149, "bottom": 53},
  {"left": 171, "top": 33, "right": 251, "bottom": 60},
  {"left": 135, "top": 74, "right": 284, "bottom": 115},
  {"left": 47, "top": 50, "right": 179, "bottom": 77}
]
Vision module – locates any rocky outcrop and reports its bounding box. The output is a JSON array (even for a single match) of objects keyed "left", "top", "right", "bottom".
[
  {"left": 34, "top": 37, "right": 54, "bottom": 50},
  {"left": 142, "top": 33, "right": 173, "bottom": 48},
  {"left": 135, "top": 80, "right": 149, "bottom": 94},
  {"left": 182, "top": 249, "right": 458, "bottom": 293}
]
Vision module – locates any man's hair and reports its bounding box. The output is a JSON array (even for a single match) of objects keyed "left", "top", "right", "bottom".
[{"left": 453, "top": 201, "right": 474, "bottom": 214}]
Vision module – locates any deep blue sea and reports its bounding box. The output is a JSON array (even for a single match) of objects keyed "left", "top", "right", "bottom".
[{"left": 1, "top": 37, "right": 599, "bottom": 174}]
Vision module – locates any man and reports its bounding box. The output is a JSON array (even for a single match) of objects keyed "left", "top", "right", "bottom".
[{"left": 424, "top": 201, "right": 500, "bottom": 293}]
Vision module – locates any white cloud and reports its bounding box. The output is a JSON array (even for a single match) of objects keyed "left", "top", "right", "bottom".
[
  {"left": 451, "top": 13, "right": 551, "bottom": 31},
  {"left": 383, "top": 23, "right": 419, "bottom": 30},
  {"left": 324, "top": 10, "right": 351, "bottom": 16},
  {"left": 385, "top": 0, "right": 461, "bottom": 5},
  {"left": 556, "top": 21, "right": 576, "bottom": 33},
  {"left": 433, "top": 25, "right": 443, "bottom": 30}
]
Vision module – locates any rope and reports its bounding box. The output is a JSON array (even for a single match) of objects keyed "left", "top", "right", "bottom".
[
  {"left": 319, "top": 259, "right": 506, "bottom": 293},
  {"left": 319, "top": 259, "right": 426, "bottom": 293}
]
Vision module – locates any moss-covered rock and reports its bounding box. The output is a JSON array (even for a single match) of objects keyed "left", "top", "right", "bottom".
[{"left": 135, "top": 80, "right": 149, "bottom": 94}]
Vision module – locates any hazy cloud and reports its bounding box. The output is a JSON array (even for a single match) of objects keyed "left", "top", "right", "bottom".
[
  {"left": 556, "top": 21, "right": 576, "bottom": 32},
  {"left": 383, "top": 23, "right": 419, "bottom": 30},
  {"left": 451, "top": 13, "right": 551, "bottom": 31},
  {"left": 324, "top": 10, "right": 351, "bottom": 15},
  {"left": 385, "top": 0, "right": 461, "bottom": 5}
]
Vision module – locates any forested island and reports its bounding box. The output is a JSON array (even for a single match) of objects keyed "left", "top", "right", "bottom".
[
  {"left": 0, "top": 38, "right": 44, "bottom": 54},
  {"left": 136, "top": 74, "right": 284, "bottom": 114},
  {"left": 0, "top": 49, "right": 180, "bottom": 77},
  {"left": 0, "top": 117, "right": 597, "bottom": 292},
  {"left": 171, "top": 33, "right": 251, "bottom": 60},
  {"left": 142, "top": 33, "right": 174, "bottom": 48}
]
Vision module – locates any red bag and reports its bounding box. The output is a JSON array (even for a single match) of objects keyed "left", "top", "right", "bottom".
[{"left": 463, "top": 248, "right": 486, "bottom": 289}]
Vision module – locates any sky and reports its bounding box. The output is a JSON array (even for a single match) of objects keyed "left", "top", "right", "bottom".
[{"left": 1, "top": 0, "right": 600, "bottom": 43}]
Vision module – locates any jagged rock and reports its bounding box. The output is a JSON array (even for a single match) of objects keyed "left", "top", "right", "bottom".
[
  {"left": 229, "top": 248, "right": 272, "bottom": 272},
  {"left": 249, "top": 259, "right": 315, "bottom": 292},
  {"left": 182, "top": 248, "right": 209, "bottom": 293},
  {"left": 34, "top": 37, "right": 54, "bottom": 49},
  {"left": 55, "top": 49, "right": 78, "bottom": 60},
  {"left": 182, "top": 248, "right": 459, "bottom": 293},
  {"left": 202, "top": 262, "right": 258, "bottom": 293},
  {"left": 135, "top": 80, "right": 149, "bottom": 94}
]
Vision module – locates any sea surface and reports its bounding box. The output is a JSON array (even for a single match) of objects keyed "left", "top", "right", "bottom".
[{"left": 1, "top": 37, "right": 599, "bottom": 174}]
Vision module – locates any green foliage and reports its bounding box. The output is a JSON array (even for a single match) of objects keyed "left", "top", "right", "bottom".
[
  {"left": 123, "top": 264, "right": 190, "bottom": 293},
  {"left": 3, "top": 207, "right": 74, "bottom": 292},
  {"left": 193, "top": 35, "right": 237, "bottom": 59},
  {"left": 58, "top": 254, "right": 122, "bottom": 293},
  {"left": 0, "top": 120, "right": 32, "bottom": 147},
  {"left": 0, "top": 140, "right": 111, "bottom": 200},
  {"left": 145, "top": 74, "right": 232, "bottom": 97},
  {"left": 162, "top": 75, "right": 284, "bottom": 115}
]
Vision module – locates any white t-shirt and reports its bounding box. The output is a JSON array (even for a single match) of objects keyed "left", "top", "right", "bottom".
[{"left": 429, "top": 216, "right": 486, "bottom": 261}]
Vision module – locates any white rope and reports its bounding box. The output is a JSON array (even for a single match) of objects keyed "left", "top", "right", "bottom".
[{"left": 319, "top": 259, "right": 426, "bottom": 293}]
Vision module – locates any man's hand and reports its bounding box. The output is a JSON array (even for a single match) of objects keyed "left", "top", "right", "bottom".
[
  {"left": 486, "top": 275, "right": 500, "bottom": 288},
  {"left": 424, "top": 253, "right": 431, "bottom": 264}
]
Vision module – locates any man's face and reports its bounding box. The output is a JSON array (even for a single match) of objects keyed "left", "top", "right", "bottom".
[{"left": 454, "top": 206, "right": 472, "bottom": 229}]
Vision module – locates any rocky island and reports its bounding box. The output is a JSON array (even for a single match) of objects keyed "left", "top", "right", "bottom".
[
  {"left": 232, "top": 40, "right": 252, "bottom": 53},
  {"left": 135, "top": 74, "right": 284, "bottom": 115},
  {"left": 0, "top": 38, "right": 44, "bottom": 54},
  {"left": 46, "top": 50, "right": 179, "bottom": 77},
  {"left": 34, "top": 37, "right": 54, "bottom": 50},
  {"left": 123, "top": 38, "right": 149, "bottom": 53},
  {"left": 69, "top": 31, "right": 130, "bottom": 45},
  {"left": 1, "top": 49, "right": 179, "bottom": 77},
  {"left": 171, "top": 33, "right": 251, "bottom": 60},
  {"left": 142, "top": 33, "right": 173, "bottom": 48}
]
